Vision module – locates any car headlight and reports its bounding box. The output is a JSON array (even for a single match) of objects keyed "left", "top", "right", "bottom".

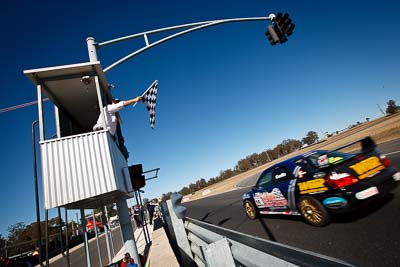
[{"left": 242, "top": 193, "right": 250, "bottom": 200}]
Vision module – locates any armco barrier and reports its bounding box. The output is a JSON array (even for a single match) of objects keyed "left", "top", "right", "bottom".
[{"left": 162, "top": 193, "right": 354, "bottom": 267}]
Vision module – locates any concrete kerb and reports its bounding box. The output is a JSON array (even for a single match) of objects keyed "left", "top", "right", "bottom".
[
  {"left": 146, "top": 223, "right": 180, "bottom": 267},
  {"left": 113, "top": 218, "right": 179, "bottom": 267},
  {"left": 112, "top": 223, "right": 152, "bottom": 264}
]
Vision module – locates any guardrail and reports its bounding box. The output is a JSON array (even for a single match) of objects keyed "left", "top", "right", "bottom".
[{"left": 161, "top": 193, "right": 354, "bottom": 267}]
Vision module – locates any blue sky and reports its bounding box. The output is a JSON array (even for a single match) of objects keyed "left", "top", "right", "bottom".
[{"left": 0, "top": 1, "right": 399, "bottom": 237}]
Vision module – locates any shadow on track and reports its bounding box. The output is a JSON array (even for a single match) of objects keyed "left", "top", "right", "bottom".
[
  {"left": 217, "top": 218, "right": 231, "bottom": 226},
  {"left": 188, "top": 199, "right": 243, "bottom": 223},
  {"left": 257, "top": 218, "right": 277, "bottom": 242},
  {"left": 333, "top": 193, "right": 394, "bottom": 224}
]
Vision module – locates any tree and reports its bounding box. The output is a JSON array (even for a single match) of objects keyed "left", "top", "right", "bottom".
[
  {"left": 180, "top": 186, "right": 191, "bottom": 196},
  {"left": 196, "top": 178, "right": 207, "bottom": 189},
  {"left": 386, "top": 99, "right": 398, "bottom": 115},
  {"left": 235, "top": 158, "right": 252, "bottom": 173},
  {"left": 282, "top": 139, "right": 302, "bottom": 153},
  {"left": 0, "top": 233, "right": 6, "bottom": 248},
  {"left": 302, "top": 131, "right": 319, "bottom": 146},
  {"left": 161, "top": 192, "right": 173, "bottom": 202},
  {"left": 7, "top": 222, "right": 27, "bottom": 244}
]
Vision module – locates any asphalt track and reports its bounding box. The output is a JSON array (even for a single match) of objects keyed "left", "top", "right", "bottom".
[{"left": 183, "top": 139, "right": 400, "bottom": 267}]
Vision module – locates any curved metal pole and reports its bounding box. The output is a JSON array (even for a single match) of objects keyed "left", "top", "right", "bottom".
[
  {"left": 32, "top": 120, "right": 44, "bottom": 267},
  {"left": 87, "top": 15, "right": 274, "bottom": 71},
  {"left": 99, "top": 16, "right": 272, "bottom": 48},
  {"left": 102, "top": 16, "right": 271, "bottom": 72}
]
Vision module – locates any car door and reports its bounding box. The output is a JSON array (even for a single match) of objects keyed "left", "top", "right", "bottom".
[{"left": 252, "top": 166, "right": 293, "bottom": 213}]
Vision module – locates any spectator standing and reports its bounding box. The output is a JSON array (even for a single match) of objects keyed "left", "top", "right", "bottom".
[
  {"left": 147, "top": 199, "right": 157, "bottom": 225},
  {"left": 132, "top": 205, "right": 142, "bottom": 228}
]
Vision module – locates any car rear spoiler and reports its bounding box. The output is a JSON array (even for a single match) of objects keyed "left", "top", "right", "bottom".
[
  {"left": 317, "top": 136, "right": 376, "bottom": 168},
  {"left": 330, "top": 136, "right": 376, "bottom": 153}
]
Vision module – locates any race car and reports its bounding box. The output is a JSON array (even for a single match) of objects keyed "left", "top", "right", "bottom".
[{"left": 242, "top": 136, "right": 400, "bottom": 226}]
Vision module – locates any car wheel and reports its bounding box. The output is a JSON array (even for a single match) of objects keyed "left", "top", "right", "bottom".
[
  {"left": 244, "top": 200, "right": 258, "bottom": 220},
  {"left": 298, "top": 196, "right": 330, "bottom": 227}
]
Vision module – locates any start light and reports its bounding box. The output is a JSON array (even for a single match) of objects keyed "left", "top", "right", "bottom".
[
  {"left": 326, "top": 172, "right": 358, "bottom": 188},
  {"left": 380, "top": 155, "right": 391, "bottom": 167}
]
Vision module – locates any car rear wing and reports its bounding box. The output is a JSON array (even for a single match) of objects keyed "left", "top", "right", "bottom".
[
  {"left": 331, "top": 136, "right": 376, "bottom": 153},
  {"left": 317, "top": 136, "right": 376, "bottom": 168}
]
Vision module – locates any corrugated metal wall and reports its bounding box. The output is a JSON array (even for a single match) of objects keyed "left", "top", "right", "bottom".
[{"left": 40, "top": 131, "right": 129, "bottom": 209}]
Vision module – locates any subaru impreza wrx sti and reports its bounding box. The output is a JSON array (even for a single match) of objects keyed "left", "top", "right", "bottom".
[{"left": 242, "top": 137, "right": 400, "bottom": 226}]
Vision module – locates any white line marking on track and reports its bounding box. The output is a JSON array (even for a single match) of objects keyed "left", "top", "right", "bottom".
[{"left": 384, "top": 150, "right": 400, "bottom": 156}]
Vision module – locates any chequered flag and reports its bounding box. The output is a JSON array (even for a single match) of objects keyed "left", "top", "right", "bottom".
[{"left": 142, "top": 80, "right": 158, "bottom": 129}]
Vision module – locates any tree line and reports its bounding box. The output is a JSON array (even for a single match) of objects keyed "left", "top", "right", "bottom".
[{"left": 160, "top": 130, "right": 319, "bottom": 202}]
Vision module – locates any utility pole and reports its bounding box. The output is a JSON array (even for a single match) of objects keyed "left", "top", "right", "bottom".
[{"left": 376, "top": 104, "right": 385, "bottom": 115}]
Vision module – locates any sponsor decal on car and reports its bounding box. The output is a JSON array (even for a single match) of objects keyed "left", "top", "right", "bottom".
[
  {"left": 349, "top": 156, "right": 385, "bottom": 179},
  {"left": 297, "top": 178, "right": 328, "bottom": 194},
  {"left": 275, "top": 172, "right": 287, "bottom": 179},
  {"left": 393, "top": 172, "right": 400, "bottom": 181},
  {"left": 253, "top": 188, "right": 288, "bottom": 208},
  {"left": 355, "top": 186, "right": 379, "bottom": 200},
  {"left": 322, "top": 197, "right": 348, "bottom": 208},
  {"left": 328, "top": 156, "right": 344, "bottom": 165},
  {"left": 318, "top": 155, "right": 329, "bottom": 167},
  {"left": 260, "top": 210, "right": 301, "bottom": 215}
]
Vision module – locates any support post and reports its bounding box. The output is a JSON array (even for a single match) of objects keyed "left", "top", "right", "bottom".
[
  {"left": 137, "top": 191, "right": 150, "bottom": 246},
  {"left": 45, "top": 210, "right": 49, "bottom": 267},
  {"left": 92, "top": 210, "right": 103, "bottom": 267},
  {"left": 58, "top": 208, "right": 64, "bottom": 255},
  {"left": 102, "top": 206, "right": 112, "bottom": 264},
  {"left": 105, "top": 207, "right": 116, "bottom": 258},
  {"left": 116, "top": 197, "right": 142, "bottom": 267},
  {"left": 64, "top": 208, "right": 71, "bottom": 267},
  {"left": 36, "top": 84, "right": 45, "bottom": 141},
  {"left": 32, "top": 120, "right": 43, "bottom": 266},
  {"left": 86, "top": 37, "right": 98, "bottom": 62},
  {"left": 204, "top": 238, "right": 235, "bottom": 267},
  {"left": 80, "top": 209, "right": 92, "bottom": 267}
]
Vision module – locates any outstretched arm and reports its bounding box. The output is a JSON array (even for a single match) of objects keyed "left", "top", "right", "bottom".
[{"left": 123, "top": 96, "right": 143, "bottom": 107}]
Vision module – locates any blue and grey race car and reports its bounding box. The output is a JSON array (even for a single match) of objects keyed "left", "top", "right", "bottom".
[{"left": 242, "top": 137, "right": 400, "bottom": 226}]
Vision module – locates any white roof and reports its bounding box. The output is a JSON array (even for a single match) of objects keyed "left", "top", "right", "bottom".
[{"left": 24, "top": 61, "right": 112, "bottom": 132}]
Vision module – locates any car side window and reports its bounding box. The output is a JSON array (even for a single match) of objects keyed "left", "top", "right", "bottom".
[
  {"left": 294, "top": 158, "right": 314, "bottom": 173},
  {"left": 257, "top": 170, "right": 273, "bottom": 189},
  {"left": 272, "top": 166, "right": 292, "bottom": 182}
]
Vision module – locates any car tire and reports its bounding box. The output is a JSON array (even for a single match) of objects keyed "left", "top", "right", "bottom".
[
  {"left": 244, "top": 200, "right": 258, "bottom": 220},
  {"left": 298, "top": 196, "right": 330, "bottom": 227}
]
